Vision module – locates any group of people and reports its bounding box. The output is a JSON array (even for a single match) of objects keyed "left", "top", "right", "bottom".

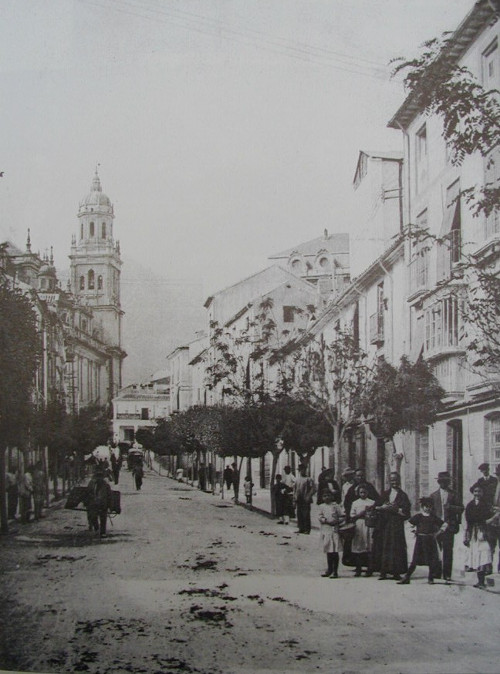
[
  {"left": 270, "top": 461, "right": 500, "bottom": 590},
  {"left": 6, "top": 461, "right": 46, "bottom": 524}
]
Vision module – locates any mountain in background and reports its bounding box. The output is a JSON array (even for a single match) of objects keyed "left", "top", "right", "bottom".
[{"left": 120, "top": 258, "right": 206, "bottom": 385}]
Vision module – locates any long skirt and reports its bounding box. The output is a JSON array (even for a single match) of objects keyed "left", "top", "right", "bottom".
[{"left": 465, "top": 526, "right": 493, "bottom": 573}]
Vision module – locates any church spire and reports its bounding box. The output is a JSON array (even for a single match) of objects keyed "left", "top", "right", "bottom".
[
  {"left": 26, "top": 228, "right": 31, "bottom": 253},
  {"left": 91, "top": 166, "right": 102, "bottom": 193}
]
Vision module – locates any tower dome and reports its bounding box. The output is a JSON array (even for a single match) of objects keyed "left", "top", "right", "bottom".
[{"left": 79, "top": 169, "right": 113, "bottom": 214}]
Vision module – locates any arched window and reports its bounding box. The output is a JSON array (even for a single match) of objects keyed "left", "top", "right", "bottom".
[
  {"left": 88, "top": 269, "right": 95, "bottom": 289},
  {"left": 89, "top": 221, "right": 95, "bottom": 237},
  {"left": 101, "top": 223, "right": 106, "bottom": 239},
  {"left": 97, "top": 275, "right": 103, "bottom": 290},
  {"left": 80, "top": 223, "right": 83, "bottom": 240},
  {"left": 79, "top": 275, "right": 85, "bottom": 290}
]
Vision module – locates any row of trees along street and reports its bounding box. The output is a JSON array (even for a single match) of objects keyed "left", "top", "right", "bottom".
[{"left": 0, "top": 272, "right": 111, "bottom": 535}]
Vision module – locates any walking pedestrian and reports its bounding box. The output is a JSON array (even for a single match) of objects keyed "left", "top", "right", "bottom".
[
  {"left": 464, "top": 486, "right": 493, "bottom": 589},
  {"left": 111, "top": 452, "right": 121, "bottom": 485},
  {"left": 132, "top": 461, "right": 144, "bottom": 491},
  {"left": 18, "top": 466, "right": 33, "bottom": 524},
  {"left": 375, "top": 472, "right": 411, "bottom": 581},
  {"left": 350, "top": 484, "right": 376, "bottom": 577},
  {"left": 398, "top": 497, "right": 446, "bottom": 585},
  {"left": 32, "top": 461, "right": 45, "bottom": 521},
  {"left": 86, "top": 465, "right": 112, "bottom": 537},
  {"left": 318, "top": 490, "right": 344, "bottom": 578},
  {"left": 223, "top": 465, "right": 233, "bottom": 491},
  {"left": 293, "top": 464, "right": 316, "bottom": 534},
  {"left": 430, "top": 471, "right": 464, "bottom": 581}
]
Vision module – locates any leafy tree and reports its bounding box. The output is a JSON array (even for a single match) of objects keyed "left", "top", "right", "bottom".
[
  {"left": 0, "top": 278, "right": 40, "bottom": 533},
  {"left": 361, "top": 357, "right": 445, "bottom": 441},
  {"left": 392, "top": 33, "right": 500, "bottom": 369}
]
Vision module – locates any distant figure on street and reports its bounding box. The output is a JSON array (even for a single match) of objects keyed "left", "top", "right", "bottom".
[
  {"left": 398, "top": 497, "right": 446, "bottom": 585},
  {"left": 464, "top": 485, "right": 493, "bottom": 589},
  {"left": 470, "top": 463, "right": 497, "bottom": 507},
  {"left": 375, "top": 472, "right": 411, "bottom": 581},
  {"left": 223, "top": 464, "right": 233, "bottom": 491},
  {"left": 231, "top": 462, "right": 240, "bottom": 503},
  {"left": 32, "top": 461, "right": 45, "bottom": 521},
  {"left": 111, "top": 452, "right": 121, "bottom": 485},
  {"left": 132, "top": 461, "right": 144, "bottom": 491},
  {"left": 176, "top": 467, "right": 184, "bottom": 482},
  {"left": 18, "top": 467, "right": 33, "bottom": 524},
  {"left": 198, "top": 462, "right": 206, "bottom": 491},
  {"left": 293, "top": 464, "right": 316, "bottom": 534},
  {"left": 244, "top": 475, "right": 254, "bottom": 504},
  {"left": 318, "top": 490, "right": 344, "bottom": 578},
  {"left": 273, "top": 474, "right": 287, "bottom": 524},
  {"left": 430, "top": 471, "right": 463, "bottom": 581},
  {"left": 86, "top": 465, "right": 112, "bottom": 537},
  {"left": 6, "top": 469, "right": 18, "bottom": 520},
  {"left": 282, "top": 465, "right": 296, "bottom": 524}
]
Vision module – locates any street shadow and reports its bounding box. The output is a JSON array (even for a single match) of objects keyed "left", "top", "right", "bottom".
[{"left": 12, "top": 530, "right": 133, "bottom": 549}]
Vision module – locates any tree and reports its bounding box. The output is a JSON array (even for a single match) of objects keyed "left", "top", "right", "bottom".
[
  {"left": 392, "top": 33, "right": 500, "bottom": 369},
  {"left": 361, "top": 357, "right": 445, "bottom": 466},
  {"left": 0, "top": 278, "right": 41, "bottom": 533}
]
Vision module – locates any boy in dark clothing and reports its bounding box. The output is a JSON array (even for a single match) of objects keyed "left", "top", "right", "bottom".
[
  {"left": 398, "top": 497, "right": 446, "bottom": 584},
  {"left": 86, "top": 467, "right": 112, "bottom": 537}
]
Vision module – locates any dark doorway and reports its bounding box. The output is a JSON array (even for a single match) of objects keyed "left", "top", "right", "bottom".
[{"left": 447, "top": 420, "right": 463, "bottom": 503}]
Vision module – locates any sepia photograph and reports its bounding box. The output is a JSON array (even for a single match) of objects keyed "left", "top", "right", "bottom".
[{"left": 0, "top": 1, "right": 499, "bottom": 672}]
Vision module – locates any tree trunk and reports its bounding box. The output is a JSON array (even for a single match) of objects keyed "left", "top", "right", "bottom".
[{"left": 0, "top": 445, "right": 9, "bottom": 535}]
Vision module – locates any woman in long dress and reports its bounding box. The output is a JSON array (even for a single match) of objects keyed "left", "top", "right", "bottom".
[
  {"left": 318, "top": 490, "right": 344, "bottom": 578},
  {"left": 464, "top": 486, "right": 493, "bottom": 588},
  {"left": 350, "top": 485, "right": 376, "bottom": 577}
]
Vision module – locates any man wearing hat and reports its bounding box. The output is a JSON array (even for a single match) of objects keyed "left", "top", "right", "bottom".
[
  {"left": 486, "top": 464, "right": 500, "bottom": 571},
  {"left": 470, "top": 463, "right": 498, "bottom": 507},
  {"left": 430, "top": 471, "right": 464, "bottom": 581}
]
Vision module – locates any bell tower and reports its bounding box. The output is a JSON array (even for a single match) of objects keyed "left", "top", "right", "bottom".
[{"left": 69, "top": 169, "right": 125, "bottom": 393}]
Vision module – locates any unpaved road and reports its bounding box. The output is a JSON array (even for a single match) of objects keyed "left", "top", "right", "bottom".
[{"left": 0, "top": 469, "right": 499, "bottom": 674}]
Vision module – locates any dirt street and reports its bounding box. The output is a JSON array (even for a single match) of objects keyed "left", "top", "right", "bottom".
[{"left": 0, "top": 469, "right": 498, "bottom": 674}]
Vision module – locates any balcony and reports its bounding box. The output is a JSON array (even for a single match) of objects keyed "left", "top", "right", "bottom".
[{"left": 369, "top": 312, "right": 384, "bottom": 345}]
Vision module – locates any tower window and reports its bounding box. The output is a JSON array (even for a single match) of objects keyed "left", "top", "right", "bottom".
[
  {"left": 101, "top": 223, "right": 106, "bottom": 239},
  {"left": 80, "top": 276, "right": 85, "bottom": 290},
  {"left": 80, "top": 223, "right": 83, "bottom": 240},
  {"left": 88, "top": 269, "right": 95, "bottom": 289},
  {"left": 90, "top": 221, "right": 95, "bottom": 237},
  {"left": 97, "top": 275, "right": 103, "bottom": 290}
]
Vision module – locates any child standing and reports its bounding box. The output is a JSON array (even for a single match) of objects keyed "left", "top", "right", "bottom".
[
  {"left": 244, "top": 476, "right": 254, "bottom": 504},
  {"left": 398, "top": 497, "right": 445, "bottom": 584},
  {"left": 318, "top": 490, "right": 344, "bottom": 578},
  {"left": 350, "top": 485, "right": 376, "bottom": 577}
]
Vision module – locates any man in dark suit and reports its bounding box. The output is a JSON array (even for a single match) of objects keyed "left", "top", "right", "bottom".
[
  {"left": 430, "top": 471, "right": 464, "bottom": 582},
  {"left": 470, "top": 462, "right": 498, "bottom": 507}
]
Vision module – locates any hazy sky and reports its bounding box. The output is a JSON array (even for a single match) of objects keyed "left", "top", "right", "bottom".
[{"left": 1, "top": 0, "right": 475, "bottom": 298}]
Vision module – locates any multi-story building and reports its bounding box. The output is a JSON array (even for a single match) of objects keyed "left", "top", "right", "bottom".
[
  {"left": 387, "top": 0, "right": 500, "bottom": 502},
  {"left": 1, "top": 170, "right": 126, "bottom": 414},
  {"left": 112, "top": 372, "right": 170, "bottom": 444}
]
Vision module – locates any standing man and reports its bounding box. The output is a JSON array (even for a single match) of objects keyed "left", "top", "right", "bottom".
[
  {"left": 470, "top": 463, "right": 498, "bottom": 506},
  {"left": 223, "top": 465, "right": 233, "bottom": 492},
  {"left": 376, "top": 471, "right": 411, "bottom": 581},
  {"left": 430, "top": 471, "right": 464, "bottom": 582},
  {"left": 344, "top": 468, "right": 379, "bottom": 519},
  {"left": 86, "top": 465, "right": 112, "bottom": 538},
  {"left": 231, "top": 462, "right": 240, "bottom": 503},
  {"left": 293, "top": 464, "right": 316, "bottom": 534}
]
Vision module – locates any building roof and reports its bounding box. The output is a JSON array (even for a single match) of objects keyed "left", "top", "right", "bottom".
[
  {"left": 269, "top": 231, "right": 349, "bottom": 260},
  {"left": 388, "top": 0, "right": 499, "bottom": 130}
]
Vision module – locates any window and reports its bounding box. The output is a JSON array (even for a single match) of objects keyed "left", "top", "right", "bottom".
[
  {"left": 141, "top": 408, "right": 149, "bottom": 420},
  {"left": 283, "top": 306, "right": 294, "bottom": 323},
  {"left": 79, "top": 275, "right": 85, "bottom": 290},
  {"left": 488, "top": 415, "right": 500, "bottom": 462},
  {"left": 437, "top": 181, "right": 461, "bottom": 281},
  {"left": 97, "top": 275, "right": 103, "bottom": 290},
  {"left": 88, "top": 269, "right": 95, "bottom": 289},
  {"left": 424, "top": 296, "right": 461, "bottom": 353},
  {"left": 81, "top": 319, "right": 88, "bottom": 333},
  {"left": 291, "top": 259, "right": 301, "bottom": 271},
  {"left": 484, "top": 147, "right": 500, "bottom": 238},
  {"left": 89, "top": 221, "right": 95, "bottom": 237},
  {"left": 415, "top": 124, "right": 427, "bottom": 192},
  {"left": 101, "top": 222, "right": 106, "bottom": 239},
  {"left": 482, "top": 39, "right": 498, "bottom": 89},
  {"left": 318, "top": 256, "right": 329, "bottom": 269},
  {"left": 80, "top": 223, "right": 83, "bottom": 240},
  {"left": 410, "top": 210, "right": 429, "bottom": 293}
]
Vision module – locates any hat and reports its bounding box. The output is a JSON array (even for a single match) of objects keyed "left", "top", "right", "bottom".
[
  {"left": 478, "top": 462, "right": 489, "bottom": 471},
  {"left": 436, "top": 471, "right": 451, "bottom": 481},
  {"left": 342, "top": 467, "right": 355, "bottom": 477}
]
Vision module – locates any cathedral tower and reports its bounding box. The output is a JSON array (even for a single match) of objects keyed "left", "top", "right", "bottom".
[{"left": 69, "top": 169, "right": 125, "bottom": 394}]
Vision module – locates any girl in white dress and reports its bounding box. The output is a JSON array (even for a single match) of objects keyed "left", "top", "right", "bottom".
[
  {"left": 350, "top": 485, "right": 376, "bottom": 577},
  {"left": 318, "top": 489, "right": 344, "bottom": 578}
]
